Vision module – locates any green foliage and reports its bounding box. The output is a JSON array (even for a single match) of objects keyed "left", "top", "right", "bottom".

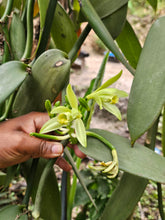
[
  {"left": 74, "top": 169, "right": 118, "bottom": 219},
  {"left": 127, "top": 16, "right": 165, "bottom": 143}
]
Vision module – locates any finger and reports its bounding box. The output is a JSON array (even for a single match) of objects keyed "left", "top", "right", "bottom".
[
  {"left": 32, "top": 112, "right": 50, "bottom": 130},
  {"left": 73, "top": 145, "right": 86, "bottom": 159},
  {"left": 56, "top": 157, "right": 72, "bottom": 172},
  {"left": 18, "top": 134, "right": 63, "bottom": 159}
]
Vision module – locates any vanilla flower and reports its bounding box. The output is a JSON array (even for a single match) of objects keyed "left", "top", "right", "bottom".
[
  {"left": 40, "top": 84, "right": 87, "bottom": 147},
  {"left": 86, "top": 71, "right": 128, "bottom": 120}
]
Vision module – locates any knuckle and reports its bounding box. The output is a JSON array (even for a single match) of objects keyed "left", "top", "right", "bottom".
[{"left": 39, "top": 140, "right": 48, "bottom": 156}]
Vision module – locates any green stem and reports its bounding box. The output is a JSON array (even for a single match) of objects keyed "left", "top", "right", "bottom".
[
  {"left": 30, "top": 132, "right": 70, "bottom": 141},
  {"left": 23, "top": 158, "right": 39, "bottom": 206},
  {"left": 21, "top": 0, "right": 35, "bottom": 60},
  {"left": 64, "top": 147, "right": 98, "bottom": 211},
  {"left": 144, "top": 117, "right": 164, "bottom": 219},
  {"left": 61, "top": 170, "right": 68, "bottom": 220},
  {"left": 157, "top": 182, "right": 165, "bottom": 220},
  {"left": 0, "top": 93, "right": 14, "bottom": 121},
  {"left": 67, "top": 157, "right": 81, "bottom": 220},
  {"left": 0, "top": 0, "right": 14, "bottom": 22},
  {"left": 35, "top": 0, "right": 58, "bottom": 60},
  {"left": 68, "top": 23, "right": 91, "bottom": 62},
  {"left": 162, "top": 105, "right": 165, "bottom": 157},
  {"left": 21, "top": 0, "right": 28, "bottom": 27},
  {"left": 86, "top": 131, "right": 115, "bottom": 150},
  {"left": 85, "top": 51, "right": 109, "bottom": 128}
]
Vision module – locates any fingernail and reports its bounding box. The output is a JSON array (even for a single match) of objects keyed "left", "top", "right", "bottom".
[{"left": 52, "top": 144, "right": 63, "bottom": 155}]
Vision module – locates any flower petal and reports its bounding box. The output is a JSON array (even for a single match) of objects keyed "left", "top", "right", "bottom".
[
  {"left": 40, "top": 117, "right": 62, "bottom": 134},
  {"left": 66, "top": 84, "right": 78, "bottom": 109},
  {"left": 103, "top": 103, "right": 122, "bottom": 120},
  {"left": 51, "top": 106, "right": 71, "bottom": 114},
  {"left": 96, "top": 88, "right": 128, "bottom": 98},
  {"left": 74, "top": 118, "right": 87, "bottom": 147},
  {"left": 96, "top": 70, "right": 122, "bottom": 91}
]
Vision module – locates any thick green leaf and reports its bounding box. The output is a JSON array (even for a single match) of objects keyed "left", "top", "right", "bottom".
[
  {"left": 39, "top": 1, "right": 77, "bottom": 53},
  {"left": 127, "top": 16, "right": 165, "bottom": 143},
  {"left": 116, "top": 20, "right": 142, "bottom": 69},
  {"left": 101, "top": 5, "right": 127, "bottom": 39},
  {"left": 90, "top": 0, "right": 128, "bottom": 18},
  {"left": 100, "top": 173, "right": 148, "bottom": 220},
  {"left": 147, "top": 0, "right": 157, "bottom": 11},
  {"left": 81, "top": 0, "right": 135, "bottom": 75},
  {"left": 0, "top": 205, "right": 28, "bottom": 220},
  {"left": 80, "top": 0, "right": 128, "bottom": 39},
  {"left": 32, "top": 160, "right": 61, "bottom": 220},
  {"left": 11, "top": 49, "right": 70, "bottom": 117},
  {"left": 0, "top": 61, "right": 27, "bottom": 104},
  {"left": 79, "top": 129, "right": 165, "bottom": 183},
  {"left": 9, "top": 11, "right": 26, "bottom": 60}
]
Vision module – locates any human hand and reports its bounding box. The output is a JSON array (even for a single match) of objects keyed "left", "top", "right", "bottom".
[{"left": 0, "top": 112, "right": 85, "bottom": 170}]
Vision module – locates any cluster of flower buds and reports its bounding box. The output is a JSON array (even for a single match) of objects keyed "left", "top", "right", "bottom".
[{"left": 89, "top": 149, "right": 119, "bottom": 179}]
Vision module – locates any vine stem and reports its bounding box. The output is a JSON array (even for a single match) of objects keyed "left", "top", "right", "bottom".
[
  {"left": 162, "top": 105, "right": 165, "bottom": 157},
  {"left": 158, "top": 105, "right": 165, "bottom": 219},
  {"left": 64, "top": 147, "right": 98, "bottom": 211},
  {"left": 0, "top": 0, "right": 14, "bottom": 22},
  {"left": 22, "top": 158, "right": 39, "bottom": 206},
  {"left": 30, "top": 132, "right": 70, "bottom": 141},
  {"left": 157, "top": 182, "right": 165, "bottom": 220},
  {"left": 35, "top": 0, "right": 58, "bottom": 60},
  {"left": 68, "top": 23, "right": 91, "bottom": 62},
  {"left": 86, "top": 131, "right": 115, "bottom": 150},
  {"left": 0, "top": 93, "right": 14, "bottom": 121}
]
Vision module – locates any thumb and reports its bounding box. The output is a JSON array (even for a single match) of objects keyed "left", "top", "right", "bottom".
[{"left": 24, "top": 136, "right": 64, "bottom": 159}]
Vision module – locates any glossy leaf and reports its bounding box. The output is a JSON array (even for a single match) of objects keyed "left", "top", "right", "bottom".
[
  {"left": 81, "top": 0, "right": 135, "bottom": 75},
  {"left": 38, "top": 1, "right": 77, "bottom": 53},
  {"left": 116, "top": 20, "right": 142, "bottom": 69},
  {"left": 9, "top": 12, "right": 25, "bottom": 60},
  {"left": 127, "top": 16, "right": 165, "bottom": 143},
  {"left": 11, "top": 49, "right": 70, "bottom": 117},
  {"left": 78, "top": 129, "right": 165, "bottom": 183},
  {"left": 0, "top": 61, "right": 27, "bottom": 104},
  {"left": 100, "top": 173, "right": 148, "bottom": 220},
  {"left": 80, "top": 0, "right": 128, "bottom": 39},
  {"left": 90, "top": 0, "right": 128, "bottom": 18},
  {"left": 0, "top": 205, "right": 27, "bottom": 220},
  {"left": 147, "top": 0, "right": 157, "bottom": 11},
  {"left": 32, "top": 161, "right": 61, "bottom": 220}
]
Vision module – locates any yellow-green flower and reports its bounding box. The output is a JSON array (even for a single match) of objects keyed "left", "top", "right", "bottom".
[
  {"left": 86, "top": 71, "right": 128, "bottom": 120},
  {"left": 89, "top": 149, "right": 119, "bottom": 179},
  {"left": 40, "top": 84, "right": 87, "bottom": 147}
]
